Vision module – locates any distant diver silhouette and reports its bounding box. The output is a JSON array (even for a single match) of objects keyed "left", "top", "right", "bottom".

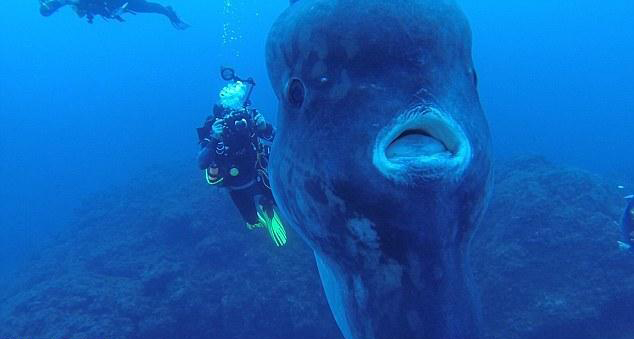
[{"left": 39, "top": 0, "right": 189, "bottom": 30}]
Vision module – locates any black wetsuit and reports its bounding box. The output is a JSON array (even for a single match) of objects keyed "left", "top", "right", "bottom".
[
  {"left": 198, "top": 106, "right": 275, "bottom": 225},
  {"left": 114, "top": 0, "right": 188, "bottom": 29},
  {"left": 40, "top": 0, "right": 188, "bottom": 29}
]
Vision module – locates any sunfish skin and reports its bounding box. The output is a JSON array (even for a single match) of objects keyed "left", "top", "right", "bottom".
[{"left": 266, "top": 1, "right": 492, "bottom": 339}]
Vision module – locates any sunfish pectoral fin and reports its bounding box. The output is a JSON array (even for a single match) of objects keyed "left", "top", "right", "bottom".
[
  {"left": 618, "top": 241, "right": 632, "bottom": 252},
  {"left": 314, "top": 252, "right": 355, "bottom": 339}
]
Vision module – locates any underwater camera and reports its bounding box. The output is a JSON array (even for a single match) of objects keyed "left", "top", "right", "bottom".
[{"left": 223, "top": 109, "right": 254, "bottom": 135}]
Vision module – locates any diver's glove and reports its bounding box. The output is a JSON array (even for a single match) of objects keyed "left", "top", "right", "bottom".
[
  {"left": 254, "top": 113, "right": 267, "bottom": 131},
  {"left": 211, "top": 119, "right": 224, "bottom": 139}
]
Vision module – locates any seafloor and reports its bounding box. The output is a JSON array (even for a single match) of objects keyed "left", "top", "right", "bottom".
[{"left": 1, "top": 156, "right": 632, "bottom": 339}]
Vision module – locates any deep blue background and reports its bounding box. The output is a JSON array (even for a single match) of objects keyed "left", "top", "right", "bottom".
[{"left": 1, "top": 0, "right": 632, "bottom": 279}]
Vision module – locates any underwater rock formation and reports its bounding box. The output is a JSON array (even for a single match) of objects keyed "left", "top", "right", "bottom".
[
  {"left": 472, "top": 156, "right": 634, "bottom": 339},
  {"left": 0, "top": 157, "right": 632, "bottom": 339},
  {"left": 0, "top": 165, "right": 340, "bottom": 339}
]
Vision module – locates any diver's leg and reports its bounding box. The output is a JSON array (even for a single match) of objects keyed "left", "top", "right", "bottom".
[
  {"left": 228, "top": 187, "right": 258, "bottom": 227},
  {"left": 254, "top": 176, "right": 287, "bottom": 246},
  {"left": 126, "top": 0, "right": 189, "bottom": 29},
  {"left": 255, "top": 177, "right": 276, "bottom": 218}
]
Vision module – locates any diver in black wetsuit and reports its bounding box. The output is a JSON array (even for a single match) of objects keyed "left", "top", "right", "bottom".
[
  {"left": 198, "top": 103, "right": 276, "bottom": 226},
  {"left": 196, "top": 68, "right": 287, "bottom": 247},
  {"left": 39, "top": 0, "right": 189, "bottom": 29}
]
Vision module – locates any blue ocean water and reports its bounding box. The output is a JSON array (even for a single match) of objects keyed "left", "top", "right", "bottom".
[
  {"left": 0, "top": 1, "right": 633, "bottom": 338},
  {"left": 0, "top": 0, "right": 286, "bottom": 276}
]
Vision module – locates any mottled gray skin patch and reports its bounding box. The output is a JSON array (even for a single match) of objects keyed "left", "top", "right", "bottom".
[{"left": 266, "top": 1, "right": 492, "bottom": 339}]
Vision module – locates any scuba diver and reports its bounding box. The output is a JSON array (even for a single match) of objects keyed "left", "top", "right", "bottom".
[
  {"left": 39, "top": 0, "right": 189, "bottom": 29},
  {"left": 618, "top": 195, "right": 634, "bottom": 251},
  {"left": 196, "top": 67, "right": 287, "bottom": 247}
]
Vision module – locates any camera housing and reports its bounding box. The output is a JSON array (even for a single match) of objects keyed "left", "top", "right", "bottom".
[{"left": 222, "top": 109, "right": 255, "bottom": 137}]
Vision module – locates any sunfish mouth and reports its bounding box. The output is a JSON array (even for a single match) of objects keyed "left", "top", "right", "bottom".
[
  {"left": 373, "top": 108, "right": 472, "bottom": 180},
  {"left": 386, "top": 130, "right": 451, "bottom": 159}
]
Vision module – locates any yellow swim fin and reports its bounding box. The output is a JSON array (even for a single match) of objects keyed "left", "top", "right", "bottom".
[
  {"left": 256, "top": 206, "right": 287, "bottom": 247},
  {"left": 267, "top": 208, "right": 287, "bottom": 247}
]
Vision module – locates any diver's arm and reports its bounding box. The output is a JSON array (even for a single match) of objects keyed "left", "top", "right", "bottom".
[
  {"left": 197, "top": 137, "right": 219, "bottom": 170},
  {"left": 197, "top": 118, "right": 224, "bottom": 169},
  {"left": 259, "top": 123, "right": 275, "bottom": 142},
  {"left": 254, "top": 112, "right": 275, "bottom": 141},
  {"left": 197, "top": 145, "right": 211, "bottom": 170}
]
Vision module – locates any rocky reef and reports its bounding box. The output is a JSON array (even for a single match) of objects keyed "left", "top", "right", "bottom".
[
  {"left": 1, "top": 157, "right": 632, "bottom": 339},
  {"left": 0, "top": 165, "right": 339, "bottom": 339},
  {"left": 473, "top": 156, "right": 634, "bottom": 339}
]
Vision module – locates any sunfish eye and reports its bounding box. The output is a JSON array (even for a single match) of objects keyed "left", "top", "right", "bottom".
[{"left": 287, "top": 78, "right": 305, "bottom": 108}]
